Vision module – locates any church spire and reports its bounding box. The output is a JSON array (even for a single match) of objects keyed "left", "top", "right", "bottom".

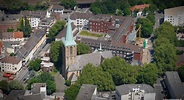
[
  {"left": 62, "top": 16, "right": 76, "bottom": 46},
  {"left": 98, "top": 43, "right": 103, "bottom": 52}
]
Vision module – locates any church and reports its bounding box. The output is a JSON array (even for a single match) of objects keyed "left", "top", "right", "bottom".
[{"left": 61, "top": 17, "right": 113, "bottom": 82}]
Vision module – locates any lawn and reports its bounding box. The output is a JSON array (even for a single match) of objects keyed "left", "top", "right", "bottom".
[{"left": 80, "top": 31, "right": 104, "bottom": 37}]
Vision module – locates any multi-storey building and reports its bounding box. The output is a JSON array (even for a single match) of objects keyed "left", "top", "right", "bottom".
[
  {"left": 88, "top": 15, "right": 113, "bottom": 33},
  {"left": 164, "top": 6, "right": 184, "bottom": 26},
  {"left": 70, "top": 12, "right": 93, "bottom": 30},
  {"left": 20, "top": 11, "right": 47, "bottom": 28},
  {"left": 0, "top": 56, "right": 22, "bottom": 74},
  {"left": 116, "top": 84, "right": 156, "bottom": 100},
  {"left": 16, "top": 29, "right": 46, "bottom": 63}
]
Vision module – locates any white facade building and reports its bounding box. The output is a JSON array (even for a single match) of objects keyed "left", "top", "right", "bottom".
[
  {"left": 116, "top": 84, "right": 156, "bottom": 100},
  {"left": 164, "top": 6, "right": 184, "bottom": 26},
  {"left": 70, "top": 12, "right": 93, "bottom": 30},
  {"left": 51, "top": 4, "right": 64, "bottom": 14},
  {"left": 0, "top": 56, "right": 22, "bottom": 74}
]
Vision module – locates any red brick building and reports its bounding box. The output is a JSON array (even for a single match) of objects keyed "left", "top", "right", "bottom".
[{"left": 89, "top": 16, "right": 113, "bottom": 33}]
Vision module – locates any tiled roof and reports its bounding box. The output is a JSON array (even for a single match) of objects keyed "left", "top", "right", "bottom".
[
  {"left": 5, "top": 90, "right": 25, "bottom": 100},
  {"left": 70, "top": 12, "right": 93, "bottom": 20},
  {"left": 116, "top": 84, "right": 154, "bottom": 95},
  {"left": 80, "top": 37, "right": 142, "bottom": 53},
  {"left": 130, "top": 4, "right": 150, "bottom": 11},
  {"left": 1, "top": 56, "right": 22, "bottom": 64},
  {"left": 55, "top": 23, "right": 77, "bottom": 39},
  {"left": 20, "top": 11, "right": 46, "bottom": 19},
  {"left": 76, "top": 84, "right": 97, "bottom": 100},
  {"left": 52, "top": 4, "right": 64, "bottom": 10},
  {"left": 16, "top": 29, "right": 45, "bottom": 58},
  {"left": 165, "top": 71, "right": 184, "bottom": 99},
  {"left": 13, "top": 31, "right": 23, "bottom": 38},
  {"left": 76, "top": 0, "right": 96, "bottom": 4},
  {"left": 68, "top": 51, "right": 113, "bottom": 71},
  {"left": 1, "top": 32, "right": 13, "bottom": 39}
]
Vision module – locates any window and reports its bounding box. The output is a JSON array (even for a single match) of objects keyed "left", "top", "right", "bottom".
[{"left": 70, "top": 47, "right": 73, "bottom": 55}]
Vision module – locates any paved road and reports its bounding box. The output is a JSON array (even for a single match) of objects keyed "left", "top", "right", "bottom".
[
  {"left": 15, "top": 68, "right": 28, "bottom": 82},
  {"left": 54, "top": 72, "right": 67, "bottom": 92}
]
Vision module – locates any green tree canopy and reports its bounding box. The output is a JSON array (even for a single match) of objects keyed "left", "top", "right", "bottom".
[
  {"left": 64, "top": 83, "right": 80, "bottom": 100},
  {"left": 100, "top": 56, "right": 139, "bottom": 85},
  {"left": 78, "top": 64, "right": 115, "bottom": 91},
  {"left": 17, "top": 17, "right": 32, "bottom": 37},
  {"left": 146, "top": 13, "right": 155, "bottom": 25},
  {"left": 60, "top": 0, "right": 76, "bottom": 9},
  {"left": 0, "top": 80, "right": 10, "bottom": 94},
  {"left": 28, "top": 58, "right": 41, "bottom": 71},
  {"left": 9, "top": 80, "right": 24, "bottom": 90},
  {"left": 137, "top": 64, "right": 158, "bottom": 85},
  {"left": 154, "top": 22, "right": 177, "bottom": 45},
  {"left": 178, "top": 65, "right": 184, "bottom": 82},
  {"left": 136, "top": 18, "right": 153, "bottom": 38},
  {"left": 48, "top": 21, "right": 65, "bottom": 41},
  {"left": 27, "top": 72, "right": 56, "bottom": 95},
  {"left": 154, "top": 41, "right": 177, "bottom": 74},
  {"left": 50, "top": 41, "right": 63, "bottom": 65},
  {"left": 77, "top": 43, "right": 91, "bottom": 55}
]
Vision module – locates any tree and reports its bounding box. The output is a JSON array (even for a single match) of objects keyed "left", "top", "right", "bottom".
[
  {"left": 146, "top": 13, "right": 155, "bottom": 25},
  {"left": 27, "top": 72, "right": 56, "bottom": 95},
  {"left": 24, "top": 16, "right": 32, "bottom": 37},
  {"left": 17, "top": 17, "right": 32, "bottom": 37},
  {"left": 10, "top": 53, "right": 15, "bottom": 56},
  {"left": 100, "top": 56, "right": 139, "bottom": 85},
  {"left": 7, "top": 28, "right": 14, "bottom": 32},
  {"left": 0, "top": 80, "right": 10, "bottom": 94},
  {"left": 28, "top": 58, "right": 41, "bottom": 71},
  {"left": 78, "top": 64, "right": 115, "bottom": 91},
  {"left": 154, "top": 37, "right": 170, "bottom": 47},
  {"left": 46, "top": 80, "right": 56, "bottom": 95},
  {"left": 154, "top": 40, "right": 177, "bottom": 74},
  {"left": 64, "top": 84, "right": 80, "bottom": 100},
  {"left": 154, "top": 22, "right": 177, "bottom": 45},
  {"left": 77, "top": 43, "right": 91, "bottom": 55},
  {"left": 60, "top": 0, "right": 76, "bottom": 9},
  {"left": 48, "top": 21, "right": 65, "bottom": 41},
  {"left": 9, "top": 80, "right": 24, "bottom": 90},
  {"left": 178, "top": 65, "right": 184, "bottom": 82},
  {"left": 137, "top": 64, "right": 158, "bottom": 85},
  {"left": 50, "top": 41, "right": 63, "bottom": 65},
  {"left": 136, "top": 18, "right": 153, "bottom": 38}
]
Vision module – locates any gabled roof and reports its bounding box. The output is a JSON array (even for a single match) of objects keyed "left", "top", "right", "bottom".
[
  {"left": 55, "top": 22, "right": 77, "bottom": 39},
  {"left": 68, "top": 51, "right": 113, "bottom": 71},
  {"left": 16, "top": 29, "right": 45, "bottom": 58},
  {"left": 1, "top": 56, "right": 22, "bottom": 64},
  {"left": 116, "top": 84, "right": 154, "bottom": 95},
  {"left": 5, "top": 90, "right": 25, "bottom": 100},
  {"left": 70, "top": 12, "right": 93, "bottom": 20},
  {"left": 52, "top": 4, "right": 64, "bottom": 10},
  {"left": 1, "top": 32, "right": 13, "bottom": 39},
  {"left": 130, "top": 4, "right": 150, "bottom": 11},
  {"left": 76, "top": 84, "right": 97, "bottom": 100},
  {"left": 13, "top": 31, "right": 23, "bottom": 39},
  {"left": 165, "top": 71, "right": 184, "bottom": 99}
]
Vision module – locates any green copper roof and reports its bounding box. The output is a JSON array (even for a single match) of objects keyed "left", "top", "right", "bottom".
[{"left": 62, "top": 17, "right": 76, "bottom": 46}]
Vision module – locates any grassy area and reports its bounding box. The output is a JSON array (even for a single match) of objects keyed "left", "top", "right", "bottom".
[{"left": 80, "top": 31, "right": 104, "bottom": 37}]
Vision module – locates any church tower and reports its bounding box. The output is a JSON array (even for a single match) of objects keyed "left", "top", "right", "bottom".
[{"left": 62, "top": 17, "right": 77, "bottom": 79}]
